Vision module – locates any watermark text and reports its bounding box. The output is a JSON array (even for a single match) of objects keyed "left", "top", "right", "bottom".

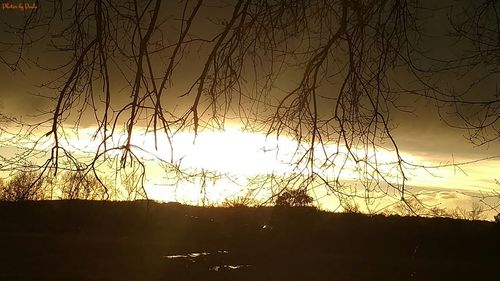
[{"left": 1, "top": 2, "right": 38, "bottom": 11}]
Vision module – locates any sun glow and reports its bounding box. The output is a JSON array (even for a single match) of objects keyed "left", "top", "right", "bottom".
[
  {"left": 143, "top": 127, "right": 297, "bottom": 176},
  {"left": 2, "top": 124, "right": 499, "bottom": 209}
]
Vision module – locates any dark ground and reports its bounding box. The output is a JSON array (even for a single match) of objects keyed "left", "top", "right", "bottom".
[{"left": 0, "top": 200, "right": 498, "bottom": 281}]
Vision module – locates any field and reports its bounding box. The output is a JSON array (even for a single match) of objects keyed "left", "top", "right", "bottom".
[{"left": 0, "top": 200, "right": 498, "bottom": 280}]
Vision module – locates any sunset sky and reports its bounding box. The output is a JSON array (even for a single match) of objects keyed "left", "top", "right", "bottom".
[{"left": 0, "top": 0, "right": 499, "bottom": 217}]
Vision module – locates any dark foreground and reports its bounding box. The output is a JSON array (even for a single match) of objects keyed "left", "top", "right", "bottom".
[{"left": 0, "top": 201, "right": 498, "bottom": 281}]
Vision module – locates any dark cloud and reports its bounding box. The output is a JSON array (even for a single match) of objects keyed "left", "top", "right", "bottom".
[{"left": 0, "top": 0, "right": 498, "bottom": 161}]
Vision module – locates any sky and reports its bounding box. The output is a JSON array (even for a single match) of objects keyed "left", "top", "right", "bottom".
[{"left": 0, "top": 0, "right": 499, "bottom": 217}]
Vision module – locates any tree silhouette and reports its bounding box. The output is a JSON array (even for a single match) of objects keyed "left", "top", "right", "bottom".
[
  {"left": 60, "top": 170, "right": 105, "bottom": 200},
  {"left": 0, "top": 170, "right": 46, "bottom": 201},
  {"left": 275, "top": 189, "right": 313, "bottom": 207},
  {"left": 0, "top": 0, "right": 498, "bottom": 210}
]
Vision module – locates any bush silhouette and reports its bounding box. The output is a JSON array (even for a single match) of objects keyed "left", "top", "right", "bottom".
[{"left": 275, "top": 189, "right": 313, "bottom": 207}]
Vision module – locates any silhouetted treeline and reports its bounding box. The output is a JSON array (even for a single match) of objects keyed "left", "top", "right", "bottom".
[
  {"left": 0, "top": 170, "right": 143, "bottom": 201},
  {"left": 1, "top": 170, "right": 499, "bottom": 221}
]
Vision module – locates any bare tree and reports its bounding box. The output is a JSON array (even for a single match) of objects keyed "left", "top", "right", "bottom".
[
  {"left": 0, "top": 170, "right": 46, "bottom": 201},
  {"left": 121, "top": 169, "right": 147, "bottom": 201},
  {"left": 0, "top": 0, "right": 497, "bottom": 211},
  {"left": 429, "top": 0, "right": 500, "bottom": 146},
  {"left": 59, "top": 170, "right": 105, "bottom": 200}
]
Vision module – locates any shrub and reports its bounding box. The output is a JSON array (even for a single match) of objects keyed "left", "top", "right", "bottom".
[
  {"left": 222, "top": 195, "right": 258, "bottom": 207},
  {"left": 275, "top": 189, "right": 313, "bottom": 207},
  {"left": 341, "top": 198, "right": 361, "bottom": 214}
]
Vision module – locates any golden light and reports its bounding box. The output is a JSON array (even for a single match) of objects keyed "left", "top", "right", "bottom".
[{"left": 3, "top": 125, "right": 499, "bottom": 209}]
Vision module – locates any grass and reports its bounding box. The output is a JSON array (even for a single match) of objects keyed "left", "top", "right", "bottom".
[{"left": 0, "top": 200, "right": 498, "bottom": 280}]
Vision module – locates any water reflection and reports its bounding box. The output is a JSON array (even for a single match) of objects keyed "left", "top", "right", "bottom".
[
  {"left": 163, "top": 250, "right": 252, "bottom": 272},
  {"left": 210, "top": 265, "right": 251, "bottom": 271},
  {"left": 163, "top": 252, "right": 212, "bottom": 259}
]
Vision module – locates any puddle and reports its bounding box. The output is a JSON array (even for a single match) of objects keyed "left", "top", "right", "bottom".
[
  {"left": 164, "top": 254, "right": 190, "bottom": 259},
  {"left": 163, "top": 251, "right": 250, "bottom": 272},
  {"left": 187, "top": 252, "right": 210, "bottom": 258},
  {"left": 163, "top": 252, "right": 210, "bottom": 259},
  {"left": 210, "top": 265, "right": 252, "bottom": 271},
  {"left": 163, "top": 250, "right": 229, "bottom": 259}
]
